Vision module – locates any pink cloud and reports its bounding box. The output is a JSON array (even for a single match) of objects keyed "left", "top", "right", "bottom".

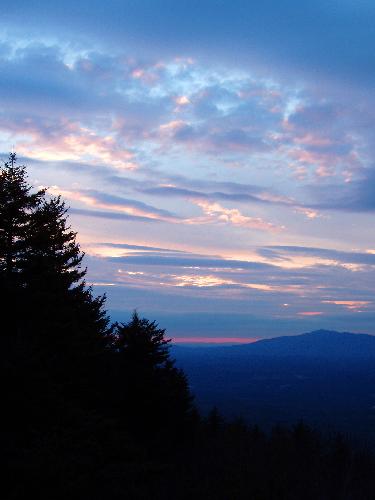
[
  {"left": 48, "top": 187, "right": 179, "bottom": 223},
  {"left": 188, "top": 200, "right": 284, "bottom": 232},
  {"left": 297, "top": 311, "right": 323, "bottom": 316},
  {"left": 1, "top": 118, "right": 138, "bottom": 170},
  {"left": 322, "top": 300, "right": 370, "bottom": 311}
]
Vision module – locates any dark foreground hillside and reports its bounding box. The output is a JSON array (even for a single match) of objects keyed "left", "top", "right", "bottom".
[
  {"left": 5, "top": 320, "right": 375, "bottom": 499},
  {"left": 5, "top": 404, "right": 375, "bottom": 499}
]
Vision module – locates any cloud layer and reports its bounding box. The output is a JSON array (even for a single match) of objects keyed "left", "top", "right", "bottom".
[{"left": 1, "top": 1, "right": 375, "bottom": 338}]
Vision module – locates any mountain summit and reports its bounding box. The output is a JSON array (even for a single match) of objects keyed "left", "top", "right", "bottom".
[{"left": 233, "top": 329, "right": 375, "bottom": 359}]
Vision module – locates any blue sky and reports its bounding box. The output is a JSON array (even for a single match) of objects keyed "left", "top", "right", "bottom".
[{"left": 2, "top": 1, "right": 375, "bottom": 340}]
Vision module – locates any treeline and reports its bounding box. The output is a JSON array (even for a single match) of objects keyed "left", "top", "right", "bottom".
[{"left": 2, "top": 154, "right": 375, "bottom": 499}]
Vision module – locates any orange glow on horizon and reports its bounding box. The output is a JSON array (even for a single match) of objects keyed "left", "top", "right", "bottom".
[
  {"left": 298, "top": 311, "right": 323, "bottom": 316},
  {"left": 172, "top": 336, "right": 259, "bottom": 344}
]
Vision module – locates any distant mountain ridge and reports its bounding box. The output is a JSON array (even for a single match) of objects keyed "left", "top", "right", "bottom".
[
  {"left": 234, "top": 329, "right": 375, "bottom": 359},
  {"left": 173, "top": 329, "right": 375, "bottom": 360},
  {"left": 172, "top": 329, "right": 375, "bottom": 438}
]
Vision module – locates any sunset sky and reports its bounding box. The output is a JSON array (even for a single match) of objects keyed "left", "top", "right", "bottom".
[{"left": 2, "top": 1, "right": 375, "bottom": 340}]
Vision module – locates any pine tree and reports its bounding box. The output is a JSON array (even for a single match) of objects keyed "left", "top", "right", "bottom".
[
  {"left": 0, "top": 153, "right": 45, "bottom": 334},
  {"left": 114, "top": 311, "right": 194, "bottom": 438},
  {"left": 21, "top": 192, "right": 111, "bottom": 355},
  {"left": 23, "top": 195, "right": 85, "bottom": 292},
  {"left": 0, "top": 153, "right": 44, "bottom": 275},
  {"left": 0, "top": 152, "right": 110, "bottom": 349},
  {"left": 1, "top": 153, "right": 111, "bottom": 430},
  {"left": 115, "top": 310, "right": 171, "bottom": 367}
]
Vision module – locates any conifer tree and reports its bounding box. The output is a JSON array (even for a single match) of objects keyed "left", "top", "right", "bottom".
[
  {"left": 114, "top": 311, "right": 194, "bottom": 437},
  {"left": 0, "top": 152, "right": 111, "bottom": 419},
  {"left": 0, "top": 153, "right": 44, "bottom": 275},
  {"left": 21, "top": 192, "right": 110, "bottom": 355},
  {"left": 0, "top": 152, "right": 110, "bottom": 347},
  {"left": 0, "top": 153, "right": 45, "bottom": 333},
  {"left": 23, "top": 194, "right": 85, "bottom": 292},
  {"left": 115, "top": 310, "right": 171, "bottom": 368}
]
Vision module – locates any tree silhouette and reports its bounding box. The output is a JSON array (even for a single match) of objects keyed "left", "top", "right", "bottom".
[
  {"left": 22, "top": 192, "right": 110, "bottom": 357},
  {"left": 0, "top": 153, "right": 45, "bottom": 336},
  {"left": 23, "top": 194, "right": 85, "bottom": 291},
  {"left": 1, "top": 153, "right": 111, "bottom": 449},
  {"left": 0, "top": 153, "right": 110, "bottom": 349},
  {"left": 114, "top": 311, "right": 194, "bottom": 439},
  {"left": 115, "top": 310, "right": 171, "bottom": 366},
  {"left": 0, "top": 153, "right": 44, "bottom": 275}
]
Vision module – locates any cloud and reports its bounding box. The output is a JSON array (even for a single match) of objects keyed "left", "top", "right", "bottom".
[
  {"left": 322, "top": 300, "right": 370, "bottom": 311},
  {"left": 0, "top": 36, "right": 372, "bottom": 199},
  {"left": 137, "top": 178, "right": 325, "bottom": 222},
  {"left": 282, "top": 101, "right": 365, "bottom": 181},
  {"left": 107, "top": 254, "right": 274, "bottom": 270},
  {"left": 260, "top": 246, "right": 375, "bottom": 266},
  {"left": 80, "top": 238, "right": 375, "bottom": 337},
  {"left": 1, "top": 4, "right": 375, "bottom": 337},
  {"left": 3, "top": 1, "right": 375, "bottom": 88},
  {"left": 0, "top": 43, "right": 171, "bottom": 167},
  {"left": 189, "top": 200, "right": 283, "bottom": 232},
  {"left": 49, "top": 186, "right": 180, "bottom": 222},
  {"left": 69, "top": 208, "right": 158, "bottom": 223},
  {"left": 92, "top": 242, "right": 189, "bottom": 253},
  {"left": 47, "top": 184, "right": 286, "bottom": 232},
  {"left": 139, "top": 183, "right": 280, "bottom": 205},
  {"left": 303, "top": 167, "right": 375, "bottom": 213}
]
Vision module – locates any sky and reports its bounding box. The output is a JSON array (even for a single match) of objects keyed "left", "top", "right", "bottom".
[{"left": 1, "top": 1, "right": 375, "bottom": 341}]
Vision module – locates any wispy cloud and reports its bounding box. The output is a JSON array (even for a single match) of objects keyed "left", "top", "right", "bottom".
[
  {"left": 188, "top": 200, "right": 284, "bottom": 232},
  {"left": 48, "top": 186, "right": 180, "bottom": 222},
  {"left": 259, "top": 246, "right": 375, "bottom": 267}
]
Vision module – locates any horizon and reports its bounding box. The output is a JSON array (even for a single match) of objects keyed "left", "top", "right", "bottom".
[
  {"left": 171, "top": 328, "right": 375, "bottom": 345},
  {"left": 2, "top": 1, "right": 375, "bottom": 339},
  {"left": 172, "top": 336, "right": 259, "bottom": 345}
]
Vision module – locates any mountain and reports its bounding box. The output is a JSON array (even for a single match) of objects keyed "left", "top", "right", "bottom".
[
  {"left": 173, "top": 329, "right": 375, "bottom": 361},
  {"left": 233, "top": 329, "right": 375, "bottom": 359},
  {"left": 172, "top": 330, "right": 375, "bottom": 442}
]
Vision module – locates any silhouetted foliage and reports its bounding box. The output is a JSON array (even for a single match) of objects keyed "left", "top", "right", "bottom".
[
  {"left": 116, "top": 311, "right": 171, "bottom": 366},
  {"left": 0, "top": 153, "right": 110, "bottom": 348},
  {"left": 207, "top": 406, "right": 223, "bottom": 436},
  {"left": 1, "top": 153, "right": 113, "bottom": 498},
  {"left": 114, "top": 312, "right": 195, "bottom": 440},
  {"left": 0, "top": 153, "right": 44, "bottom": 331}
]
